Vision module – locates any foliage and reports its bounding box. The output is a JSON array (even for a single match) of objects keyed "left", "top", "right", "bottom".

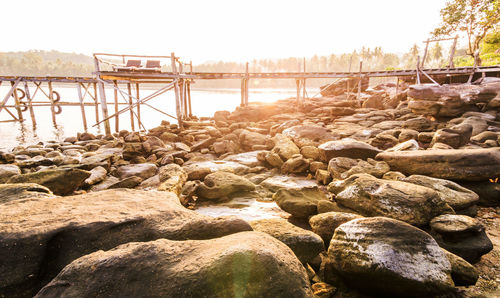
[{"left": 432, "top": 0, "right": 500, "bottom": 61}]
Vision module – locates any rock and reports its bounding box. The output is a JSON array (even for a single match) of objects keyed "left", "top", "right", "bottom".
[
  {"left": 315, "top": 169, "right": 332, "bottom": 185},
  {"left": 430, "top": 123, "right": 473, "bottom": 149},
  {"left": 369, "top": 133, "right": 399, "bottom": 150},
  {"left": 7, "top": 168, "right": 91, "bottom": 196},
  {"left": 402, "top": 116, "right": 434, "bottom": 132},
  {"left": 223, "top": 151, "right": 265, "bottom": 167},
  {"left": 0, "top": 164, "right": 21, "bottom": 183},
  {"left": 328, "top": 173, "right": 453, "bottom": 226},
  {"left": 260, "top": 175, "right": 318, "bottom": 192},
  {"left": 109, "top": 176, "right": 143, "bottom": 189},
  {"left": 430, "top": 214, "right": 493, "bottom": 263},
  {"left": 89, "top": 176, "right": 120, "bottom": 192},
  {"left": 281, "top": 155, "right": 310, "bottom": 174},
  {"left": 398, "top": 129, "right": 419, "bottom": 142},
  {"left": 460, "top": 181, "right": 500, "bottom": 207},
  {"left": 116, "top": 163, "right": 158, "bottom": 181},
  {"left": 273, "top": 186, "right": 327, "bottom": 218},
  {"left": 444, "top": 249, "right": 479, "bottom": 286},
  {"left": 320, "top": 77, "right": 369, "bottom": 96},
  {"left": 239, "top": 129, "right": 269, "bottom": 150},
  {"left": 158, "top": 164, "right": 188, "bottom": 195},
  {"left": 282, "top": 125, "right": 335, "bottom": 147},
  {"left": 191, "top": 137, "right": 216, "bottom": 152},
  {"left": 377, "top": 148, "right": 500, "bottom": 181},
  {"left": 401, "top": 175, "right": 479, "bottom": 214},
  {"left": 309, "top": 212, "right": 362, "bottom": 246},
  {"left": 325, "top": 217, "right": 454, "bottom": 297},
  {"left": 385, "top": 139, "right": 420, "bottom": 152},
  {"left": 83, "top": 166, "right": 107, "bottom": 186},
  {"left": 272, "top": 134, "right": 300, "bottom": 160},
  {"left": 382, "top": 171, "right": 406, "bottom": 180},
  {"left": 328, "top": 157, "right": 390, "bottom": 179},
  {"left": 0, "top": 183, "right": 53, "bottom": 204},
  {"left": 318, "top": 138, "right": 381, "bottom": 162},
  {"left": 300, "top": 146, "right": 320, "bottom": 160},
  {"left": 197, "top": 171, "right": 255, "bottom": 200},
  {"left": 213, "top": 110, "right": 230, "bottom": 121},
  {"left": 265, "top": 151, "right": 284, "bottom": 168},
  {"left": 249, "top": 218, "right": 324, "bottom": 263},
  {"left": 0, "top": 189, "right": 252, "bottom": 297},
  {"left": 36, "top": 232, "right": 312, "bottom": 298},
  {"left": 183, "top": 160, "right": 249, "bottom": 180}
]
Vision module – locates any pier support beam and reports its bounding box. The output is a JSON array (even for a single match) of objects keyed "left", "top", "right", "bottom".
[
  {"left": 171, "top": 52, "right": 183, "bottom": 128},
  {"left": 94, "top": 57, "right": 111, "bottom": 135},
  {"left": 76, "top": 83, "right": 88, "bottom": 131}
]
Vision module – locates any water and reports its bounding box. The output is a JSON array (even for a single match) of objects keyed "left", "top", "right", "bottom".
[{"left": 0, "top": 85, "right": 317, "bottom": 150}]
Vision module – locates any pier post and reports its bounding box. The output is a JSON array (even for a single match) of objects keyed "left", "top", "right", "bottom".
[
  {"left": 93, "top": 82, "right": 100, "bottom": 125},
  {"left": 421, "top": 39, "right": 429, "bottom": 69},
  {"left": 94, "top": 57, "right": 111, "bottom": 135},
  {"left": 245, "top": 62, "right": 249, "bottom": 106},
  {"left": 240, "top": 79, "right": 245, "bottom": 107},
  {"left": 76, "top": 83, "right": 88, "bottom": 131},
  {"left": 357, "top": 61, "right": 363, "bottom": 100},
  {"left": 47, "top": 81, "right": 57, "bottom": 125},
  {"left": 135, "top": 83, "right": 141, "bottom": 129},
  {"left": 113, "top": 80, "right": 119, "bottom": 132},
  {"left": 171, "top": 52, "right": 183, "bottom": 128},
  {"left": 11, "top": 81, "right": 24, "bottom": 122},
  {"left": 127, "top": 83, "right": 135, "bottom": 131},
  {"left": 187, "top": 80, "right": 192, "bottom": 117},
  {"left": 449, "top": 35, "right": 458, "bottom": 68},
  {"left": 24, "top": 81, "right": 36, "bottom": 128}
]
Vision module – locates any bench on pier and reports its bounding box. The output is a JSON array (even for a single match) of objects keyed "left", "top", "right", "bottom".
[{"left": 113, "top": 59, "right": 161, "bottom": 72}]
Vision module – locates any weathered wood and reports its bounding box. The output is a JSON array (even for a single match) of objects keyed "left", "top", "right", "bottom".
[
  {"left": 240, "top": 79, "right": 245, "bottom": 107},
  {"left": 94, "top": 57, "right": 111, "bottom": 135},
  {"left": 187, "top": 81, "right": 192, "bottom": 117},
  {"left": 0, "top": 78, "right": 21, "bottom": 114},
  {"left": 135, "top": 83, "right": 141, "bottom": 128},
  {"left": 171, "top": 52, "right": 183, "bottom": 128},
  {"left": 245, "top": 62, "right": 249, "bottom": 106},
  {"left": 357, "top": 61, "right": 363, "bottom": 100},
  {"left": 24, "top": 81, "right": 36, "bottom": 128},
  {"left": 449, "top": 35, "right": 458, "bottom": 68},
  {"left": 127, "top": 83, "right": 135, "bottom": 131},
  {"left": 76, "top": 83, "right": 88, "bottom": 131},
  {"left": 114, "top": 80, "right": 119, "bottom": 132},
  {"left": 421, "top": 39, "right": 430, "bottom": 69},
  {"left": 47, "top": 81, "right": 57, "bottom": 125},
  {"left": 10, "top": 81, "right": 24, "bottom": 121},
  {"left": 93, "top": 82, "right": 100, "bottom": 125},
  {"left": 416, "top": 56, "right": 421, "bottom": 84}
]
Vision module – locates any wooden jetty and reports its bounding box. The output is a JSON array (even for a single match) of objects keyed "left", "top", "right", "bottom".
[{"left": 1, "top": 52, "right": 499, "bottom": 136}]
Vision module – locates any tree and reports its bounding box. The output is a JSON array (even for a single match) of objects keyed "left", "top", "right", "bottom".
[
  {"left": 432, "top": 0, "right": 500, "bottom": 64},
  {"left": 431, "top": 42, "right": 444, "bottom": 65}
]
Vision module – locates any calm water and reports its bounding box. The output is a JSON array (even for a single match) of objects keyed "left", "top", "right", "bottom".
[{"left": 0, "top": 86, "right": 317, "bottom": 150}]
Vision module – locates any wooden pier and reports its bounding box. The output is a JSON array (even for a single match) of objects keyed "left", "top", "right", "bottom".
[{"left": 1, "top": 51, "right": 499, "bottom": 136}]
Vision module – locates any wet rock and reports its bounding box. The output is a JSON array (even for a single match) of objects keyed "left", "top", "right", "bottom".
[
  {"left": 309, "top": 212, "right": 362, "bottom": 246},
  {"left": 325, "top": 217, "right": 454, "bottom": 297},
  {"left": 273, "top": 186, "right": 327, "bottom": 218},
  {"left": 318, "top": 138, "right": 381, "bottom": 162},
  {"left": 197, "top": 171, "right": 255, "bottom": 200},
  {"left": 83, "top": 166, "right": 107, "bottom": 186},
  {"left": 223, "top": 151, "right": 266, "bottom": 167},
  {"left": 430, "top": 214, "right": 493, "bottom": 263},
  {"left": 376, "top": 148, "right": 500, "bottom": 181},
  {"left": 249, "top": 218, "right": 325, "bottom": 263},
  {"left": 36, "top": 232, "right": 311, "bottom": 298},
  {"left": 0, "top": 189, "right": 252, "bottom": 297},
  {"left": 281, "top": 155, "right": 310, "bottom": 174},
  {"left": 444, "top": 249, "right": 479, "bottom": 286},
  {"left": 116, "top": 163, "right": 157, "bottom": 181},
  {"left": 328, "top": 157, "right": 390, "bottom": 179},
  {"left": 183, "top": 160, "right": 249, "bottom": 180},
  {"left": 157, "top": 164, "right": 187, "bottom": 195},
  {"left": 0, "top": 183, "right": 53, "bottom": 204},
  {"left": 328, "top": 173, "right": 453, "bottom": 226},
  {"left": 260, "top": 175, "right": 317, "bottom": 192},
  {"left": 7, "top": 168, "right": 91, "bottom": 196},
  {"left": 401, "top": 175, "right": 479, "bottom": 215},
  {"left": 272, "top": 134, "right": 300, "bottom": 160},
  {"left": 0, "top": 164, "right": 21, "bottom": 183}
]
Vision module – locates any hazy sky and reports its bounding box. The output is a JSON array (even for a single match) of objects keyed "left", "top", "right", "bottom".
[{"left": 3, "top": 0, "right": 450, "bottom": 63}]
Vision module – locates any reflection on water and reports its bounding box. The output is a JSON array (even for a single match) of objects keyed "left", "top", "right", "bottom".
[{"left": 0, "top": 87, "right": 317, "bottom": 150}]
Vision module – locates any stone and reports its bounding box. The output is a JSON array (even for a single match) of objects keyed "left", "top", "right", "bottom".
[
  {"left": 281, "top": 155, "right": 310, "bottom": 174},
  {"left": 376, "top": 148, "right": 500, "bottom": 181},
  {"left": 328, "top": 173, "right": 453, "bottom": 226},
  {"left": 0, "top": 189, "right": 252, "bottom": 297},
  {"left": 282, "top": 125, "right": 335, "bottom": 147},
  {"left": 0, "top": 164, "right": 21, "bottom": 183},
  {"left": 7, "top": 168, "right": 91, "bottom": 196},
  {"left": 309, "top": 212, "right": 362, "bottom": 246},
  {"left": 191, "top": 137, "right": 216, "bottom": 152},
  {"left": 430, "top": 123, "right": 473, "bottom": 149},
  {"left": 328, "top": 157, "right": 390, "bottom": 180},
  {"left": 398, "top": 129, "right": 419, "bottom": 142},
  {"left": 325, "top": 217, "right": 454, "bottom": 296},
  {"left": 116, "top": 163, "right": 158, "bottom": 181},
  {"left": 223, "top": 151, "right": 265, "bottom": 167},
  {"left": 36, "top": 232, "right": 312, "bottom": 298},
  {"left": 0, "top": 183, "right": 53, "bottom": 204},
  {"left": 443, "top": 249, "right": 479, "bottom": 286},
  {"left": 89, "top": 176, "right": 120, "bottom": 192},
  {"left": 318, "top": 138, "right": 381, "bottom": 162},
  {"left": 83, "top": 166, "right": 107, "bottom": 186},
  {"left": 273, "top": 186, "right": 327, "bottom": 218},
  {"left": 272, "top": 134, "right": 300, "bottom": 160},
  {"left": 109, "top": 176, "right": 143, "bottom": 189},
  {"left": 382, "top": 171, "right": 406, "bottom": 180},
  {"left": 402, "top": 116, "right": 434, "bottom": 132},
  {"left": 300, "top": 146, "right": 320, "bottom": 160},
  {"left": 197, "top": 171, "right": 255, "bottom": 200},
  {"left": 239, "top": 129, "right": 269, "bottom": 150},
  {"left": 369, "top": 133, "right": 399, "bottom": 150},
  {"left": 183, "top": 160, "right": 249, "bottom": 180},
  {"left": 265, "top": 151, "right": 284, "bottom": 168},
  {"left": 460, "top": 181, "right": 500, "bottom": 207},
  {"left": 385, "top": 139, "right": 420, "bottom": 152},
  {"left": 315, "top": 169, "right": 332, "bottom": 185},
  {"left": 157, "top": 163, "right": 188, "bottom": 195},
  {"left": 249, "top": 218, "right": 325, "bottom": 263},
  {"left": 260, "top": 175, "right": 318, "bottom": 192},
  {"left": 430, "top": 214, "right": 493, "bottom": 263},
  {"left": 401, "top": 175, "right": 479, "bottom": 214}
]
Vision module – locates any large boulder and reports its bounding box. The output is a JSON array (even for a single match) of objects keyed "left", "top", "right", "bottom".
[
  {"left": 0, "top": 189, "right": 252, "bottom": 297},
  {"left": 0, "top": 183, "right": 53, "bottom": 204},
  {"left": 116, "top": 163, "right": 158, "bottom": 180},
  {"left": 183, "top": 160, "right": 249, "bottom": 180},
  {"left": 282, "top": 125, "right": 336, "bottom": 147},
  {"left": 260, "top": 175, "right": 318, "bottom": 192},
  {"left": 197, "top": 171, "right": 255, "bottom": 200},
  {"left": 430, "top": 214, "right": 493, "bottom": 263},
  {"left": 36, "top": 232, "right": 312, "bottom": 298},
  {"left": 157, "top": 164, "right": 188, "bottom": 194},
  {"left": 7, "top": 168, "right": 91, "bottom": 196},
  {"left": 326, "top": 217, "right": 454, "bottom": 297},
  {"left": 273, "top": 186, "right": 327, "bottom": 218},
  {"left": 376, "top": 148, "right": 500, "bottom": 181},
  {"left": 249, "top": 218, "right": 324, "bottom": 263},
  {"left": 328, "top": 173, "right": 453, "bottom": 226},
  {"left": 401, "top": 175, "right": 479, "bottom": 215},
  {"left": 309, "top": 212, "right": 363, "bottom": 246},
  {"left": 239, "top": 129, "right": 269, "bottom": 151},
  {"left": 0, "top": 164, "right": 21, "bottom": 183},
  {"left": 272, "top": 134, "right": 300, "bottom": 161},
  {"left": 318, "top": 138, "right": 381, "bottom": 162},
  {"left": 328, "top": 157, "right": 390, "bottom": 180}
]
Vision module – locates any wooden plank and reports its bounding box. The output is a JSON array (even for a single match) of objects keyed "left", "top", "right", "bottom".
[
  {"left": 421, "top": 39, "right": 429, "bottom": 68},
  {"left": 24, "top": 81, "right": 37, "bottom": 128},
  {"left": 0, "top": 78, "right": 21, "bottom": 114},
  {"left": 76, "top": 82, "right": 88, "bottom": 131}
]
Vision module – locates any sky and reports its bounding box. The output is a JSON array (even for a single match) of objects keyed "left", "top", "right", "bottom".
[{"left": 2, "top": 0, "right": 451, "bottom": 63}]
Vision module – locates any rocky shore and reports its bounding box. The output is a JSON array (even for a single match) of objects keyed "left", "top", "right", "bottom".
[{"left": 1, "top": 78, "right": 500, "bottom": 297}]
